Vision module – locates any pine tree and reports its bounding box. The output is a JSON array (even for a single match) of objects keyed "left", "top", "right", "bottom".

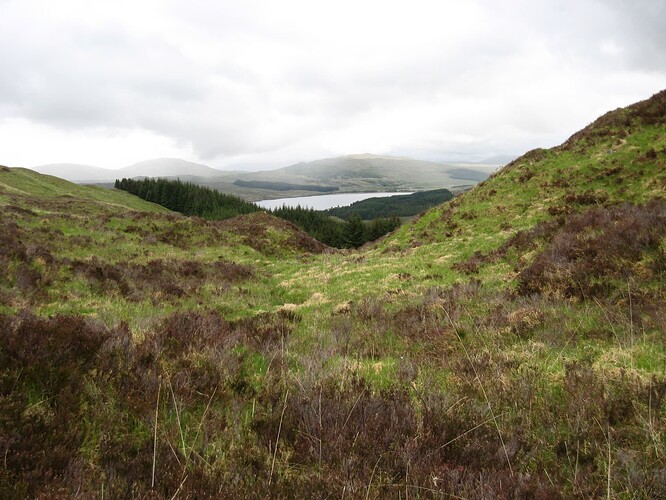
[{"left": 343, "top": 214, "right": 366, "bottom": 248}]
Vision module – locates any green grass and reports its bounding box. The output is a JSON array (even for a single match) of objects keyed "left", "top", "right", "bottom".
[
  {"left": 0, "top": 167, "right": 169, "bottom": 212},
  {"left": 0, "top": 90, "right": 665, "bottom": 497}
]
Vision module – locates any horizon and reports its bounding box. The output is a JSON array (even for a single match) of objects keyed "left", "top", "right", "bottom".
[{"left": 28, "top": 152, "right": 515, "bottom": 174}]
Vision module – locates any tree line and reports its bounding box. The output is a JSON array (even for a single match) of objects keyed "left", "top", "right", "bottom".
[
  {"left": 115, "top": 177, "right": 400, "bottom": 248},
  {"left": 114, "top": 177, "right": 258, "bottom": 220},
  {"left": 324, "top": 188, "right": 453, "bottom": 219},
  {"left": 233, "top": 179, "right": 339, "bottom": 192}
]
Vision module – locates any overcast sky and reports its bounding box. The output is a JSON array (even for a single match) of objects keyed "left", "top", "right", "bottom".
[{"left": 1, "top": 0, "right": 664, "bottom": 171}]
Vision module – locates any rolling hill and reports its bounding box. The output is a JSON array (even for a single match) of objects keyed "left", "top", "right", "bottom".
[
  {"left": 34, "top": 157, "right": 231, "bottom": 183},
  {"left": 1, "top": 89, "right": 664, "bottom": 497},
  {"left": 32, "top": 163, "right": 120, "bottom": 183},
  {"left": 232, "top": 153, "right": 496, "bottom": 194},
  {"left": 119, "top": 157, "right": 230, "bottom": 178},
  {"left": 33, "top": 154, "right": 497, "bottom": 201},
  {"left": 324, "top": 188, "right": 454, "bottom": 220},
  {"left": 0, "top": 167, "right": 170, "bottom": 212}
]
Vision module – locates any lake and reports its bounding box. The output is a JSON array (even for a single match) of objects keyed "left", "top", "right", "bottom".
[{"left": 256, "top": 192, "right": 413, "bottom": 211}]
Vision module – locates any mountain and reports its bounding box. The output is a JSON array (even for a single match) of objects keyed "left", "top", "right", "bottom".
[
  {"left": 34, "top": 154, "right": 494, "bottom": 200},
  {"left": 1, "top": 90, "right": 664, "bottom": 498},
  {"left": 477, "top": 154, "right": 517, "bottom": 165},
  {"left": 444, "top": 167, "right": 492, "bottom": 181},
  {"left": 33, "top": 158, "right": 234, "bottom": 184},
  {"left": 215, "top": 153, "right": 494, "bottom": 199},
  {"left": 116, "top": 157, "right": 228, "bottom": 178},
  {"left": 264, "top": 153, "right": 493, "bottom": 184},
  {"left": 33, "top": 163, "right": 119, "bottom": 182}
]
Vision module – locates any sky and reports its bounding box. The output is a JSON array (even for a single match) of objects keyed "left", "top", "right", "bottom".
[{"left": 0, "top": 0, "right": 664, "bottom": 171}]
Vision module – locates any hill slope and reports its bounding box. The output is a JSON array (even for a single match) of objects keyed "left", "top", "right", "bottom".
[
  {"left": 282, "top": 89, "right": 665, "bottom": 302},
  {"left": 0, "top": 90, "right": 665, "bottom": 498},
  {"left": 198, "top": 154, "right": 496, "bottom": 201},
  {"left": 33, "top": 163, "right": 120, "bottom": 182},
  {"left": 34, "top": 158, "right": 232, "bottom": 183},
  {"left": 324, "top": 188, "right": 454, "bottom": 219},
  {"left": 118, "top": 157, "right": 230, "bottom": 178},
  {"left": 0, "top": 167, "right": 170, "bottom": 212},
  {"left": 33, "top": 154, "right": 496, "bottom": 201},
  {"left": 234, "top": 153, "right": 495, "bottom": 191}
]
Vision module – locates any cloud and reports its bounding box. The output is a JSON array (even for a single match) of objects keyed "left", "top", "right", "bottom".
[
  {"left": 599, "top": 0, "right": 666, "bottom": 70},
  {"left": 0, "top": 0, "right": 664, "bottom": 169}
]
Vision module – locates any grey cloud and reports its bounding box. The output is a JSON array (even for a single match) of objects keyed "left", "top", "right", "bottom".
[
  {"left": 0, "top": 23, "right": 205, "bottom": 122},
  {"left": 1, "top": 0, "right": 664, "bottom": 166},
  {"left": 607, "top": 0, "right": 666, "bottom": 70}
]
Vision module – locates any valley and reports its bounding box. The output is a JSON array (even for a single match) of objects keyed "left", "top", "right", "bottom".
[
  {"left": 0, "top": 90, "right": 665, "bottom": 497},
  {"left": 34, "top": 154, "right": 497, "bottom": 202}
]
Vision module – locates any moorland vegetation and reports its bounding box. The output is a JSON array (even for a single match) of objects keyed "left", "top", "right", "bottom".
[{"left": 0, "top": 90, "right": 665, "bottom": 497}]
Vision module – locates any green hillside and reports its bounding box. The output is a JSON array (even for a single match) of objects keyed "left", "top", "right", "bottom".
[
  {"left": 114, "top": 176, "right": 400, "bottom": 248},
  {"left": 233, "top": 154, "right": 493, "bottom": 197},
  {"left": 192, "top": 154, "right": 494, "bottom": 201},
  {"left": 34, "top": 155, "right": 496, "bottom": 201},
  {"left": 324, "top": 188, "right": 454, "bottom": 219},
  {"left": 0, "top": 167, "right": 169, "bottom": 213},
  {"left": 1, "top": 90, "right": 665, "bottom": 497}
]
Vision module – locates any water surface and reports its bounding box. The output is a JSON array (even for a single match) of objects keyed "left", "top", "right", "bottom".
[{"left": 256, "top": 192, "right": 412, "bottom": 211}]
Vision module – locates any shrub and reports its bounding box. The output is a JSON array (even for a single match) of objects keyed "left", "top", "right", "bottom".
[
  {"left": 0, "top": 313, "right": 112, "bottom": 495},
  {"left": 0, "top": 218, "right": 27, "bottom": 261},
  {"left": 518, "top": 200, "right": 666, "bottom": 298}
]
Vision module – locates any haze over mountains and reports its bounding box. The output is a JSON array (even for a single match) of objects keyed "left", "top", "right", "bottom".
[
  {"left": 33, "top": 154, "right": 503, "bottom": 201},
  {"left": 34, "top": 158, "right": 227, "bottom": 183}
]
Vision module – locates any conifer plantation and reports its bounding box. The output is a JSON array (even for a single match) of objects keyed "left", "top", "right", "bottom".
[{"left": 116, "top": 176, "right": 401, "bottom": 248}]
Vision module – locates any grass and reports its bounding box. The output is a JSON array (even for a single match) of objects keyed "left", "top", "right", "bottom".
[
  {"left": 0, "top": 168, "right": 169, "bottom": 213},
  {"left": 0, "top": 90, "right": 665, "bottom": 496}
]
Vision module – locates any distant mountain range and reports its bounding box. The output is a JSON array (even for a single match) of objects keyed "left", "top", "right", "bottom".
[
  {"left": 32, "top": 154, "right": 502, "bottom": 200},
  {"left": 477, "top": 154, "right": 516, "bottom": 165},
  {"left": 33, "top": 163, "right": 119, "bottom": 182},
  {"left": 34, "top": 158, "right": 230, "bottom": 183},
  {"left": 232, "top": 154, "right": 498, "bottom": 191}
]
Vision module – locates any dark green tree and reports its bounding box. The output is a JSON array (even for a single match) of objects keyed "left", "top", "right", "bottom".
[
  {"left": 115, "top": 177, "right": 399, "bottom": 249},
  {"left": 343, "top": 214, "right": 366, "bottom": 248}
]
